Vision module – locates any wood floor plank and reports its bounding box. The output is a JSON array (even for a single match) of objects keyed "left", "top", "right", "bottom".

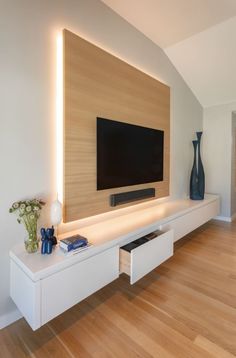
[
  {"left": 0, "top": 219, "right": 236, "bottom": 357},
  {"left": 88, "top": 287, "right": 213, "bottom": 358},
  {"left": 194, "top": 335, "right": 236, "bottom": 358},
  {"left": 0, "top": 328, "right": 29, "bottom": 358}
]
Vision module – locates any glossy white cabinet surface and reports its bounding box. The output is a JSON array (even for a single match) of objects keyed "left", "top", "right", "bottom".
[
  {"left": 10, "top": 194, "right": 219, "bottom": 282},
  {"left": 10, "top": 246, "right": 119, "bottom": 330},
  {"left": 160, "top": 198, "right": 220, "bottom": 242},
  {"left": 10, "top": 260, "right": 40, "bottom": 330},
  {"left": 41, "top": 246, "right": 119, "bottom": 325},
  {"left": 10, "top": 194, "right": 219, "bottom": 330}
]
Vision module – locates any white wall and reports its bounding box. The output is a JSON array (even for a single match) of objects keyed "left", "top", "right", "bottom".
[
  {"left": 231, "top": 112, "right": 236, "bottom": 217},
  {"left": 0, "top": 0, "right": 202, "bottom": 327},
  {"left": 203, "top": 102, "right": 236, "bottom": 219}
]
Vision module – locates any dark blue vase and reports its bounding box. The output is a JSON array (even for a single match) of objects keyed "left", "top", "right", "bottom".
[
  {"left": 190, "top": 132, "right": 205, "bottom": 200},
  {"left": 196, "top": 132, "right": 205, "bottom": 199}
]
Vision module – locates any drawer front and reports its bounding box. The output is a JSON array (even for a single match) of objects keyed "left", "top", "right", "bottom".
[
  {"left": 130, "top": 230, "right": 173, "bottom": 284},
  {"left": 10, "top": 260, "right": 41, "bottom": 330},
  {"left": 163, "top": 200, "right": 219, "bottom": 242},
  {"left": 41, "top": 246, "right": 119, "bottom": 325}
]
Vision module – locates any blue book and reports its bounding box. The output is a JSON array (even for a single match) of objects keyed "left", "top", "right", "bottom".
[
  {"left": 59, "top": 243, "right": 92, "bottom": 256},
  {"left": 60, "top": 235, "right": 88, "bottom": 252}
]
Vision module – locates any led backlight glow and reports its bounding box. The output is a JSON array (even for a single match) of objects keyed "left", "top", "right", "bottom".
[{"left": 56, "top": 34, "right": 63, "bottom": 203}]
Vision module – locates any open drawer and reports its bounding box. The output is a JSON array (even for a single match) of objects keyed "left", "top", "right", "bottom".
[{"left": 120, "top": 229, "right": 173, "bottom": 284}]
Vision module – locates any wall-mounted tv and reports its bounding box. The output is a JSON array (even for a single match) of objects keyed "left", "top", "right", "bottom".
[{"left": 97, "top": 117, "right": 164, "bottom": 190}]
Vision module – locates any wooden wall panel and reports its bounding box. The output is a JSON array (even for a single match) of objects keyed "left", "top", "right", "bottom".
[{"left": 63, "top": 29, "right": 170, "bottom": 222}]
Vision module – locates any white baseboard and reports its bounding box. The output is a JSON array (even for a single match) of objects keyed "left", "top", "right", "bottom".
[
  {"left": 215, "top": 215, "right": 232, "bottom": 222},
  {"left": 0, "top": 308, "right": 22, "bottom": 330}
]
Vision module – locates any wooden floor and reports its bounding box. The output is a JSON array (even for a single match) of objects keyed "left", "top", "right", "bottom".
[{"left": 1, "top": 219, "right": 236, "bottom": 357}]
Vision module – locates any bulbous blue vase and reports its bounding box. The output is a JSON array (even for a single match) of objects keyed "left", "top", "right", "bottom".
[{"left": 190, "top": 132, "right": 205, "bottom": 200}]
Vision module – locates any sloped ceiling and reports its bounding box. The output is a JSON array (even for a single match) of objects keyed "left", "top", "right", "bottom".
[{"left": 101, "top": 0, "right": 236, "bottom": 107}]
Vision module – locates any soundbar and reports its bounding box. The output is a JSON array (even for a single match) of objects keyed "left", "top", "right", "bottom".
[{"left": 110, "top": 188, "right": 155, "bottom": 207}]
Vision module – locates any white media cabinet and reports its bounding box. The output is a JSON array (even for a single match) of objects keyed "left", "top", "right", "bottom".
[{"left": 10, "top": 194, "right": 219, "bottom": 330}]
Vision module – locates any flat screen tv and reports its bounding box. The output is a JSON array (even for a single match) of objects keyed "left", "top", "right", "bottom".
[{"left": 97, "top": 117, "right": 164, "bottom": 190}]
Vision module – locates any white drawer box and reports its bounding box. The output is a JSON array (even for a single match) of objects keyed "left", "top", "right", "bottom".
[
  {"left": 41, "top": 246, "right": 119, "bottom": 325},
  {"left": 119, "top": 230, "right": 173, "bottom": 284}
]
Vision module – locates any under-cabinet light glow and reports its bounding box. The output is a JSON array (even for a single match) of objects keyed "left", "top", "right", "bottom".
[{"left": 56, "top": 34, "right": 63, "bottom": 203}]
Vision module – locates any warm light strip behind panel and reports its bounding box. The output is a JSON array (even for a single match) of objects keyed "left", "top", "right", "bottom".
[{"left": 56, "top": 34, "right": 63, "bottom": 203}]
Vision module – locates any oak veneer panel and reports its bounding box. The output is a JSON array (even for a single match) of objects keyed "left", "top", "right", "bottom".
[{"left": 63, "top": 29, "right": 170, "bottom": 222}]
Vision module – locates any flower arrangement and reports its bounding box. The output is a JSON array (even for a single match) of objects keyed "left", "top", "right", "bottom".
[{"left": 9, "top": 199, "right": 45, "bottom": 253}]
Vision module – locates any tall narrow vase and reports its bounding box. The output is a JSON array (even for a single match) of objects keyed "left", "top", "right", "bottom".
[
  {"left": 190, "top": 140, "right": 200, "bottom": 200},
  {"left": 196, "top": 132, "right": 205, "bottom": 199},
  {"left": 190, "top": 132, "right": 205, "bottom": 200}
]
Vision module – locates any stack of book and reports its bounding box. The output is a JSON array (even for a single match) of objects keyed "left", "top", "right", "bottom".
[{"left": 59, "top": 234, "right": 92, "bottom": 255}]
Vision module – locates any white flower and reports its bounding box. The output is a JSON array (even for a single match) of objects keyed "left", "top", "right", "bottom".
[
  {"left": 29, "top": 214, "right": 35, "bottom": 220},
  {"left": 13, "top": 202, "right": 19, "bottom": 209},
  {"left": 26, "top": 206, "right": 31, "bottom": 212},
  {"left": 20, "top": 203, "right": 26, "bottom": 209},
  {"left": 33, "top": 206, "right": 39, "bottom": 211}
]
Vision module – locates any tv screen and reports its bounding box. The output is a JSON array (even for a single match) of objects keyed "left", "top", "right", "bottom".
[{"left": 97, "top": 117, "right": 164, "bottom": 190}]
